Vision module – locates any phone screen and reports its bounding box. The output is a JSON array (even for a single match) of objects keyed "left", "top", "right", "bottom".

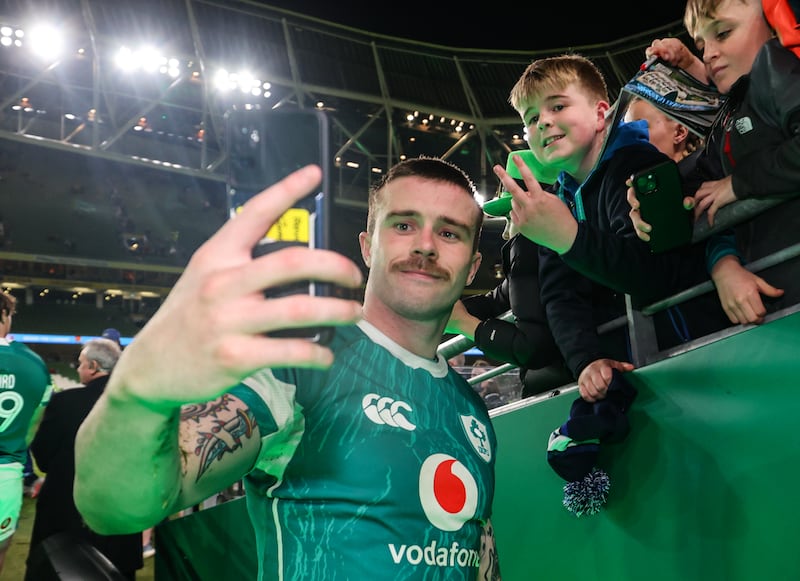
[{"left": 225, "top": 107, "right": 331, "bottom": 341}]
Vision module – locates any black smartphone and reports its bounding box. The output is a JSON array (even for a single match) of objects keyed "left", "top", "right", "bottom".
[
  {"left": 225, "top": 106, "right": 332, "bottom": 343},
  {"left": 632, "top": 159, "right": 693, "bottom": 253}
]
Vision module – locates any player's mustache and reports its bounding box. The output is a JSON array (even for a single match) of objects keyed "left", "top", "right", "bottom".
[{"left": 394, "top": 257, "right": 449, "bottom": 280}]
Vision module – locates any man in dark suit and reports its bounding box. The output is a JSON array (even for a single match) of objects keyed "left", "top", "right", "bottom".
[{"left": 25, "top": 338, "right": 143, "bottom": 580}]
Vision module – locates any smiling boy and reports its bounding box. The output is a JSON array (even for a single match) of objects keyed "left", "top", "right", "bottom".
[
  {"left": 638, "top": 0, "right": 798, "bottom": 319},
  {"left": 494, "top": 54, "right": 733, "bottom": 402}
]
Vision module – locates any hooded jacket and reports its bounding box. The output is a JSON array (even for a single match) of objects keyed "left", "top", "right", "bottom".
[
  {"left": 693, "top": 38, "right": 800, "bottom": 307},
  {"left": 540, "top": 121, "right": 729, "bottom": 376}
]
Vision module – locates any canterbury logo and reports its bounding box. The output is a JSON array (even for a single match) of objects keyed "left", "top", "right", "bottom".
[{"left": 361, "top": 393, "right": 416, "bottom": 431}]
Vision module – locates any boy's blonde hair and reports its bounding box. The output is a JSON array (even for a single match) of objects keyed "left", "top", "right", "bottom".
[
  {"left": 684, "top": 0, "right": 758, "bottom": 38},
  {"left": 509, "top": 54, "right": 609, "bottom": 114}
]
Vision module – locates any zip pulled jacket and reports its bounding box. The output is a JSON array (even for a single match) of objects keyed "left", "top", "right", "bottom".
[{"left": 541, "top": 121, "right": 725, "bottom": 376}]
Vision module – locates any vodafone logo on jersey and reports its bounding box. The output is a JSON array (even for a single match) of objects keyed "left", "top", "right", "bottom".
[
  {"left": 361, "top": 393, "right": 416, "bottom": 431},
  {"left": 418, "top": 454, "right": 478, "bottom": 531}
]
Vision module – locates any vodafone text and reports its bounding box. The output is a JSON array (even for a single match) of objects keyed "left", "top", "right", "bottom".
[{"left": 388, "top": 540, "right": 479, "bottom": 568}]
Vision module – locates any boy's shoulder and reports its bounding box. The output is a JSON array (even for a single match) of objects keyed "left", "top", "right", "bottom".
[
  {"left": 608, "top": 141, "right": 664, "bottom": 164},
  {"left": 752, "top": 37, "right": 800, "bottom": 83},
  {"left": 594, "top": 119, "right": 662, "bottom": 172},
  {"left": 601, "top": 139, "right": 666, "bottom": 184}
]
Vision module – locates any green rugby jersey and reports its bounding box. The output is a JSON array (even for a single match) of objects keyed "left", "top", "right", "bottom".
[
  {"left": 232, "top": 321, "right": 496, "bottom": 580},
  {"left": 0, "top": 339, "right": 53, "bottom": 464}
]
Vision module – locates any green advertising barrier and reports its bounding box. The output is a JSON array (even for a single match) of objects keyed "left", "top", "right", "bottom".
[
  {"left": 155, "top": 496, "right": 256, "bottom": 579},
  {"left": 156, "top": 311, "right": 800, "bottom": 580},
  {"left": 492, "top": 310, "right": 800, "bottom": 580}
]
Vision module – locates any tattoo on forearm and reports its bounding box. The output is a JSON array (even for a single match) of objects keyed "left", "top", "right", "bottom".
[{"left": 182, "top": 396, "right": 256, "bottom": 481}]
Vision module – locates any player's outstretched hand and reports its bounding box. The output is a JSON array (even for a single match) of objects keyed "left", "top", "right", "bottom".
[{"left": 111, "top": 165, "right": 364, "bottom": 409}]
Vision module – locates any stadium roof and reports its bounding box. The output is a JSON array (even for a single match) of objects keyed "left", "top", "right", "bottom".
[{"left": 0, "top": 0, "right": 691, "bottom": 295}]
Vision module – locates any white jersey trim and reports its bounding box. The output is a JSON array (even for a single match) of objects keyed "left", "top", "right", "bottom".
[
  {"left": 242, "top": 369, "right": 306, "bottom": 482},
  {"left": 357, "top": 320, "right": 449, "bottom": 378}
]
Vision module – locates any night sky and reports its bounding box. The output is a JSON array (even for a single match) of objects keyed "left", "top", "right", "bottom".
[{"left": 256, "top": 1, "right": 688, "bottom": 51}]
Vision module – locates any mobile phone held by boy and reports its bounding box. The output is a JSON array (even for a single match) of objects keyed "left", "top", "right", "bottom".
[{"left": 631, "top": 160, "right": 693, "bottom": 253}]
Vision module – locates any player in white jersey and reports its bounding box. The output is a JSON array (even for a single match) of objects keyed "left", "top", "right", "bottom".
[
  {"left": 0, "top": 292, "right": 53, "bottom": 575},
  {"left": 74, "top": 157, "right": 502, "bottom": 580}
]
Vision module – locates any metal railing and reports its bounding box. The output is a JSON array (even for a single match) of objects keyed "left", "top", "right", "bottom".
[{"left": 438, "top": 196, "right": 799, "bottom": 406}]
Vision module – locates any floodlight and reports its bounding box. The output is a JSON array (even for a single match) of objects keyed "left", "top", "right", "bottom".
[{"left": 28, "top": 24, "right": 62, "bottom": 60}]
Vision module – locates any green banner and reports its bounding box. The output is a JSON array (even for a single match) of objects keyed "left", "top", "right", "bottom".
[{"left": 492, "top": 310, "right": 800, "bottom": 580}]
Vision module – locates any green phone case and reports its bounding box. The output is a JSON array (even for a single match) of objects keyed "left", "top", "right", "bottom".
[{"left": 633, "top": 160, "right": 694, "bottom": 253}]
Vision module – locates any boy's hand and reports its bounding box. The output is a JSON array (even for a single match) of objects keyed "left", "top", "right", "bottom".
[
  {"left": 445, "top": 299, "right": 480, "bottom": 339},
  {"left": 711, "top": 255, "right": 784, "bottom": 324},
  {"left": 578, "top": 358, "right": 635, "bottom": 402},
  {"left": 626, "top": 177, "right": 696, "bottom": 240},
  {"left": 493, "top": 155, "right": 577, "bottom": 254},
  {"left": 646, "top": 37, "right": 709, "bottom": 83},
  {"left": 693, "top": 176, "right": 738, "bottom": 226},
  {"left": 626, "top": 178, "right": 653, "bottom": 241}
]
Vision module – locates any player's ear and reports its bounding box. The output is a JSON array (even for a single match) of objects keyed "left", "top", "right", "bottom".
[
  {"left": 358, "top": 231, "right": 372, "bottom": 268},
  {"left": 466, "top": 252, "right": 482, "bottom": 285}
]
